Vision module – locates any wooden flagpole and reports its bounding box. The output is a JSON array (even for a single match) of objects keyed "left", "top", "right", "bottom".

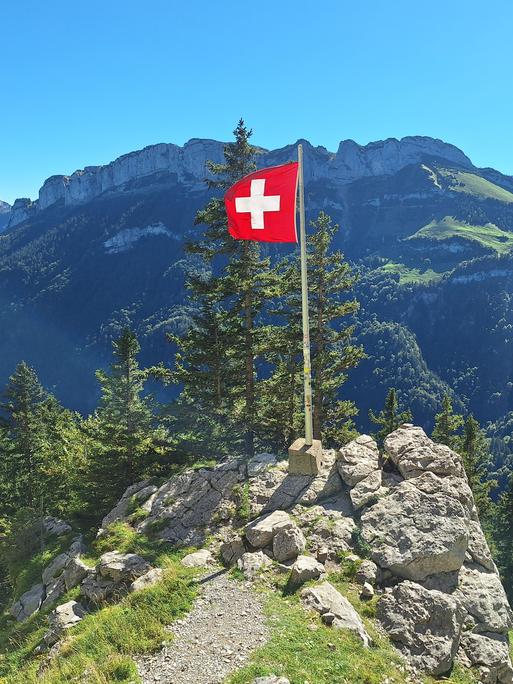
[{"left": 297, "top": 144, "right": 313, "bottom": 446}]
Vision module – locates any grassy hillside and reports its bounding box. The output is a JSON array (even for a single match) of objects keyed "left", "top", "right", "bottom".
[
  {"left": 438, "top": 168, "right": 513, "bottom": 203},
  {"left": 409, "top": 216, "right": 513, "bottom": 254}
]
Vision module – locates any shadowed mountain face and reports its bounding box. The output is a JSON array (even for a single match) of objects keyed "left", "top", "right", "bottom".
[{"left": 2, "top": 136, "right": 513, "bottom": 428}]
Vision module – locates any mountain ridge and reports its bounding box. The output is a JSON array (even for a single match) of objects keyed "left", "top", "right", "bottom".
[{"left": 5, "top": 134, "right": 480, "bottom": 229}]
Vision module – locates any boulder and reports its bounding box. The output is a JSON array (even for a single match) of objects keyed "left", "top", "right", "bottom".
[
  {"left": 301, "top": 581, "right": 371, "bottom": 646},
  {"left": 130, "top": 567, "right": 164, "bottom": 592},
  {"left": 289, "top": 555, "right": 324, "bottom": 587},
  {"left": 377, "top": 580, "right": 464, "bottom": 676},
  {"left": 459, "top": 632, "right": 513, "bottom": 684},
  {"left": 349, "top": 470, "right": 382, "bottom": 510},
  {"left": 245, "top": 510, "right": 292, "bottom": 548},
  {"left": 237, "top": 551, "right": 272, "bottom": 579},
  {"left": 10, "top": 583, "right": 45, "bottom": 621},
  {"left": 97, "top": 551, "right": 151, "bottom": 583},
  {"left": 181, "top": 549, "right": 214, "bottom": 568},
  {"left": 360, "top": 582, "right": 374, "bottom": 599},
  {"left": 44, "top": 601, "right": 86, "bottom": 646},
  {"left": 63, "top": 557, "right": 91, "bottom": 591},
  {"left": 337, "top": 435, "right": 379, "bottom": 486},
  {"left": 467, "top": 520, "right": 496, "bottom": 571},
  {"left": 80, "top": 574, "right": 118, "bottom": 604},
  {"left": 384, "top": 425, "right": 464, "bottom": 479},
  {"left": 455, "top": 564, "right": 513, "bottom": 634},
  {"left": 273, "top": 524, "right": 306, "bottom": 562},
  {"left": 355, "top": 560, "right": 380, "bottom": 586},
  {"left": 41, "top": 576, "right": 66, "bottom": 611},
  {"left": 220, "top": 537, "right": 246, "bottom": 566},
  {"left": 42, "top": 517, "right": 72, "bottom": 537},
  {"left": 361, "top": 474, "right": 469, "bottom": 580},
  {"left": 42, "top": 552, "right": 70, "bottom": 586}
]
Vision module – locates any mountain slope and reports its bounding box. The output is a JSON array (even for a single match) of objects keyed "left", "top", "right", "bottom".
[{"left": 2, "top": 136, "right": 513, "bottom": 426}]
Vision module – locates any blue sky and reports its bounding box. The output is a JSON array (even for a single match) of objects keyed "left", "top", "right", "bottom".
[{"left": 1, "top": 0, "right": 512, "bottom": 204}]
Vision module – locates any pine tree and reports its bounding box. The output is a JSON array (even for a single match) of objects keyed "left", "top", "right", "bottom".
[
  {"left": 173, "top": 120, "right": 281, "bottom": 457},
  {"left": 459, "top": 414, "right": 495, "bottom": 527},
  {"left": 432, "top": 394, "right": 463, "bottom": 448},
  {"left": 369, "top": 388, "right": 412, "bottom": 446},
  {"left": 307, "top": 212, "right": 364, "bottom": 444},
  {"left": 0, "top": 362, "right": 48, "bottom": 512},
  {"left": 493, "top": 476, "right": 513, "bottom": 600},
  {"left": 83, "top": 329, "right": 168, "bottom": 515}
]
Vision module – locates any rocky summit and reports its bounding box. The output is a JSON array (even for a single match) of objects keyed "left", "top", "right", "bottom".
[{"left": 13, "top": 424, "right": 512, "bottom": 683}]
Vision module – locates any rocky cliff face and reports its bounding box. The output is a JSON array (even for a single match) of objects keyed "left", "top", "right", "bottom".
[
  {"left": 7, "top": 135, "right": 474, "bottom": 228},
  {"left": 0, "top": 199, "right": 11, "bottom": 232}
]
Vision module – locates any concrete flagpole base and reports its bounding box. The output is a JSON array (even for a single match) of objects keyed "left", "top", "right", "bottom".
[{"left": 288, "top": 438, "right": 323, "bottom": 476}]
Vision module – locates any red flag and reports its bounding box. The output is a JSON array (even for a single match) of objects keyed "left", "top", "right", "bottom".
[{"left": 225, "top": 162, "right": 299, "bottom": 243}]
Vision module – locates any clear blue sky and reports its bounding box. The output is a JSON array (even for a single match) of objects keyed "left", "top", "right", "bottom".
[{"left": 2, "top": 0, "right": 512, "bottom": 204}]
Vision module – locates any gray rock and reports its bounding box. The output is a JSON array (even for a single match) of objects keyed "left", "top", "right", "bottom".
[
  {"left": 349, "top": 469, "right": 383, "bottom": 510},
  {"left": 247, "top": 453, "right": 277, "bottom": 477},
  {"left": 10, "top": 583, "right": 45, "bottom": 621},
  {"left": 42, "top": 516, "right": 72, "bottom": 537},
  {"left": 40, "top": 575, "right": 66, "bottom": 611},
  {"left": 455, "top": 564, "right": 513, "bottom": 634},
  {"left": 377, "top": 580, "right": 464, "bottom": 676},
  {"left": 337, "top": 435, "right": 379, "bottom": 486},
  {"left": 273, "top": 523, "right": 306, "bottom": 562},
  {"left": 301, "top": 581, "right": 371, "bottom": 646},
  {"left": 181, "top": 549, "right": 214, "bottom": 568},
  {"left": 42, "top": 552, "right": 70, "bottom": 586},
  {"left": 355, "top": 560, "right": 379, "bottom": 586},
  {"left": 467, "top": 520, "right": 496, "bottom": 571},
  {"left": 361, "top": 473, "right": 469, "bottom": 580},
  {"left": 63, "top": 557, "right": 91, "bottom": 591},
  {"left": 459, "top": 632, "right": 513, "bottom": 684},
  {"left": 97, "top": 551, "right": 151, "bottom": 583},
  {"left": 44, "top": 600, "right": 86, "bottom": 646},
  {"left": 253, "top": 678, "right": 290, "bottom": 684},
  {"left": 130, "top": 567, "right": 164, "bottom": 592},
  {"left": 245, "top": 510, "right": 291, "bottom": 548},
  {"left": 384, "top": 425, "right": 464, "bottom": 479},
  {"left": 80, "top": 573, "right": 118, "bottom": 604},
  {"left": 360, "top": 582, "right": 374, "bottom": 599},
  {"left": 289, "top": 555, "right": 324, "bottom": 587},
  {"left": 237, "top": 551, "right": 272, "bottom": 579},
  {"left": 220, "top": 537, "right": 246, "bottom": 566}
]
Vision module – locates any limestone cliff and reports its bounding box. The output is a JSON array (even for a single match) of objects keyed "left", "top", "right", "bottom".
[{"left": 7, "top": 135, "right": 474, "bottom": 228}]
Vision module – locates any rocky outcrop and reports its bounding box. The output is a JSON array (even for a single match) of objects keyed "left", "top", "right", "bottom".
[
  {"left": 97, "top": 424, "right": 512, "bottom": 682},
  {"left": 8, "top": 135, "right": 474, "bottom": 228},
  {"left": 43, "top": 600, "right": 86, "bottom": 647},
  {"left": 11, "top": 535, "right": 89, "bottom": 621}
]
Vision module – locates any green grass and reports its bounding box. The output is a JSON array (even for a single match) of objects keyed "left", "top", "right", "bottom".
[
  {"left": 378, "top": 261, "right": 445, "bottom": 285},
  {"left": 0, "top": 537, "right": 198, "bottom": 684},
  {"left": 409, "top": 216, "right": 513, "bottom": 255},
  {"left": 439, "top": 168, "right": 513, "bottom": 203}
]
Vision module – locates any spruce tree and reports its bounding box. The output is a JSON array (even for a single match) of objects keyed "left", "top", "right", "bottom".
[
  {"left": 369, "top": 387, "right": 412, "bottom": 446},
  {"left": 459, "top": 415, "right": 495, "bottom": 527},
  {"left": 84, "top": 329, "right": 168, "bottom": 515},
  {"left": 0, "top": 362, "right": 48, "bottom": 512},
  {"left": 173, "top": 120, "right": 281, "bottom": 457},
  {"left": 432, "top": 393, "right": 463, "bottom": 448}
]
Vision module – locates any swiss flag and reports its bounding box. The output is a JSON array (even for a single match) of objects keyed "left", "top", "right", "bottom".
[{"left": 225, "top": 162, "right": 299, "bottom": 243}]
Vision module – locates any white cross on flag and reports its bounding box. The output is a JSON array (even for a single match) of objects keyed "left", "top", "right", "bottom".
[{"left": 225, "top": 162, "right": 299, "bottom": 243}]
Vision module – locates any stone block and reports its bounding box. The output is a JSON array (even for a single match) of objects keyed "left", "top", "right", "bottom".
[{"left": 288, "top": 438, "right": 322, "bottom": 476}]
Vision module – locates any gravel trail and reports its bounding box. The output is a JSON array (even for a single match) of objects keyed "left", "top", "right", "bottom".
[{"left": 136, "top": 568, "right": 268, "bottom": 684}]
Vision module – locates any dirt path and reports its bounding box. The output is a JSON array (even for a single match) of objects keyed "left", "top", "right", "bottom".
[{"left": 136, "top": 568, "right": 268, "bottom": 684}]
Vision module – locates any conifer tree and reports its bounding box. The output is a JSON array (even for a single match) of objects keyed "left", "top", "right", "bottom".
[
  {"left": 369, "top": 387, "right": 412, "bottom": 446},
  {"left": 0, "top": 362, "right": 48, "bottom": 512},
  {"left": 173, "top": 120, "right": 281, "bottom": 457},
  {"left": 258, "top": 212, "right": 363, "bottom": 449},
  {"left": 83, "top": 329, "right": 168, "bottom": 515},
  {"left": 432, "top": 393, "right": 463, "bottom": 448},
  {"left": 459, "top": 414, "right": 495, "bottom": 527}
]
